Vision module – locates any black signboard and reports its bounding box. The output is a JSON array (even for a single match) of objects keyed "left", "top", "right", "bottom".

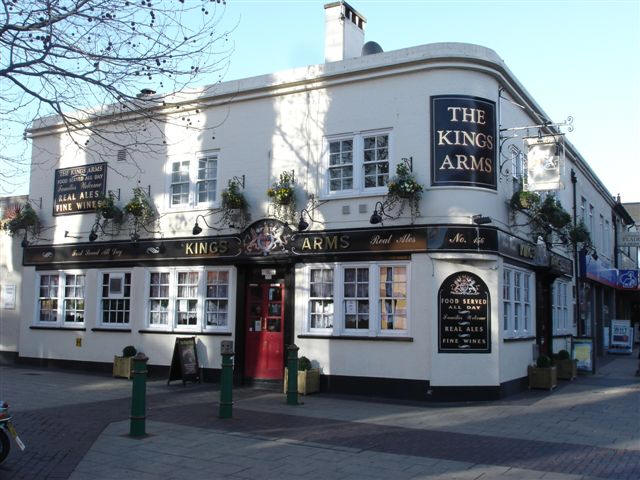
[
  {"left": 431, "top": 95, "right": 496, "bottom": 189},
  {"left": 291, "top": 228, "right": 428, "bottom": 255},
  {"left": 53, "top": 163, "right": 107, "bottom": 216},
  {"left": 428, "top": 226, "right": 498, "bottom": 252},
  {"left": 168, "top": 337, "right": 200, "bottom": 385},
  {"left": 438, "top": 271, "right": 491, "bottom": 353}
]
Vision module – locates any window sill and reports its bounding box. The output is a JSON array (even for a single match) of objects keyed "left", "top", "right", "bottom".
[
  {"left": 298, "top": 334, "right": 412, "bottom": 342},
  {"left": 503, "top": 336, "right": 536, "bottom": 343},
  {"left": 30, "top": 326, "right": 86, "bottom": 331},
  {"left": 92, "top": 327, "right": 132, "bottom": 333},
  {"left": 138, "top": 329, "right": 232, "bottom": 336},
  {"left": 318, "top": 190, "right": 388, "bottom": 202}
]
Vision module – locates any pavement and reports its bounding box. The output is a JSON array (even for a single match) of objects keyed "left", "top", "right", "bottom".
[{"left": 0, "top": 351, "right": 637, "bottom": 480}]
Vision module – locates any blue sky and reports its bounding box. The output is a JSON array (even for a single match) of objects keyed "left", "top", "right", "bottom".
[{"left": 216, "top": 0, "right": 640, "bottom": 202}]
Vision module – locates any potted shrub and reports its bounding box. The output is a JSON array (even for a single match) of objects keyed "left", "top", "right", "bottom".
[
  {"left": 555, "top": 349, "right": 577, "bottom": 380},
  {"left": 283, "top": 356, "right": 320, "bottom": 395},
  {"left": 113, "top": 345, "right": 137, "bottom": 379},
  {"left": 528, "top": 354, "right": 557, "bottom": 390},
  {"left": 96, "top": 192, "right": 123, "bottom": 223}
]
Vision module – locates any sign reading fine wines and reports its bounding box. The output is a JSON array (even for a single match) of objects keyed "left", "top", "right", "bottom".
[
  {"left": 431, "top": 95, "right": 496, "bottom": 189},
  {"left": 53, "top": 163, "right": 108, "bottom": 216},
  {"left": 438, "top": 271, "right": 491, "bottom": 353}
]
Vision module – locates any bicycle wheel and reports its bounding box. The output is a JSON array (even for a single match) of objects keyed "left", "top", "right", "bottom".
[{"left": 0, "top": 428, "right": 10, "bottom": 463}]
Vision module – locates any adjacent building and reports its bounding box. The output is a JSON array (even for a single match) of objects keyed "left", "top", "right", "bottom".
[{"left": 13, "top": 2, "right": 638, "bottom": 400}]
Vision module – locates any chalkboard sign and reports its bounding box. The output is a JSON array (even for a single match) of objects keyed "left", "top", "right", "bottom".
[
  {"left": 168, "top": 337, "right": 200, "bottom": 385},
  {"left": 53, "top": 163, "right": 107, "bottom": 216},
  {"left": 438, "top": 271, "right": 491, "bottom": 353}
]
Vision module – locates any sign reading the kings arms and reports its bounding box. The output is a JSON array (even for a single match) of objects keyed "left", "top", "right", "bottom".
[
  {"left": 53, "top": 163, "right": 107, "bottom": 216},
  {"left": 431, "top": 95, "right": 496, "bottom": 190},
  {"left": 438, "top": 271, "right": 491, "bottom": 353}
]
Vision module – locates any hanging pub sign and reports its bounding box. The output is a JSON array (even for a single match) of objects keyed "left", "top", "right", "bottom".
[
  {"left": 53, "top": 163, "right": 107, "bottom": 216},
  {"left": 619, "top": 231, "right": 640, "bottom": 248},
  {"left": 438, "top": 271, "right": 491, "bottom": 353},
  {"left": 431, "top": 95, "right": 496, "bottom": 190},
  {"left": 168, "top": 337, "right": 201, "bottom": 385},
  {"left": 524, "top": 134, "right": 564, "bottom": 191}
]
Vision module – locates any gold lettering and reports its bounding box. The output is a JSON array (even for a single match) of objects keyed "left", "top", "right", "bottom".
[
  {"left": 313, "top": 237, "right": 323, "bottom": 250},
  {"left": 340, "top": 235, "right": 350, "bottom": 249},
  {"left": 439, "top": 155, "right": 455, "bottom": 170},
  {"left": 302, "top": 238, "right": 312, "bottom": 250},
  {"left": 326, "top": 236, "right": 338, "bottom": 250}
]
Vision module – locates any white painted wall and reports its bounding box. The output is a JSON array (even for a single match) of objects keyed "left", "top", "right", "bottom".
[{"left": 0, "top": 231, "right": 22, "bottom": 354}]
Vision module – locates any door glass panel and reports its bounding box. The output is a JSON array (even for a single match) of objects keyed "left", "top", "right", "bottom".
[
  {"left": 268, "top": 286, "right": 281, "bottom": 301},
  {"left": 267, "top": 318, "right": 281, "bottom": 332},
  {"left": 268, "top": 302, "right": 281, "bottom": 316}
]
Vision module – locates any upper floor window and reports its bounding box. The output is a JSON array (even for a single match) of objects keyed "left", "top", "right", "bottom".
[
  {"left": 168, "top": 153, "right": 219, "bottom": 208},
  {"left": 36, "top": 272, "right": 85, "bottom": 326},
  {"left": 325, "top": 131, "right": 391, "bottom": 196}
]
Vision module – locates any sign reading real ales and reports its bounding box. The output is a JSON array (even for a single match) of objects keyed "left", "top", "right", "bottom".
[
  {"left": 431, "top": 95, "right": 496, "bottom": 189},
  {"left": 53, "top": 163, "right": 107, "bottom": 216},
  {"left": 438, "top": 271, "right": 491, "bottom": 353}
]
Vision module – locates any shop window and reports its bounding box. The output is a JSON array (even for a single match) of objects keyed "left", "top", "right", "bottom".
[
  {"left": 101, "top": 272, "right": 131, "bottom": 326},
  {"left": 324, "top": 131, "right": 391, "bottom": 197},
  {"left": 305, "top": 262, "right": 409, "bottom": 337},
  {"left": 552, "top": 280, "right": 570, "bottom": 334},
  {"left": 502, "top": 266, "right": 533, "bottom": 338},
  {"left": 146, "top": 267, "right": 232, "bottom": 332},
  {"left": 167, "top": 152, "right": 219, "bottom": 209},
  {"left": 36, "top": 272, "right": 85, "bottom": 327}
]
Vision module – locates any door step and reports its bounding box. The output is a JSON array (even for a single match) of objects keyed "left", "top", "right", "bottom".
[{"left": 243, "top": 378, "right": 283, "bottom": 392}]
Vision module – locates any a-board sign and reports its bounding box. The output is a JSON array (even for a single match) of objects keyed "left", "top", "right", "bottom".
[
  {"left": 168, "top": 337, "right": 200, "bottom": 385},
  {"left": 438, "top": 271, "right": 491, "bottom": 353},
  {"left": 572, "top": 337, "right": 593, "bottom": 372},
  {"left": 609, "top": 319, "right": 633, "bottom": 354}
]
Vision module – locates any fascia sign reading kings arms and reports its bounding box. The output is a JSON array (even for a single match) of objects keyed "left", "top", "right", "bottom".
[{"left": 430, "top": 95, "right": 497, "bottom": 190}]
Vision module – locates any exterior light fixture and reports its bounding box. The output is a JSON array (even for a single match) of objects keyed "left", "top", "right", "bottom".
[
  {"left": 130, "top": 232, "right": 140, "bottom": 244},
  {"left": 472, "top": 214, "right": 492, "bottom": 225},
  {"left": 20, "top": 236, "right": 28, "bottom": 248},
  {"left": 370, "top": 201, "right": 385, "bottom": 225},
  {"left": 88, "top": 230, "right": 98, "bottom": 242},
  {"left": 297, "top": 209, "right": 310, "bottom": 232},
  {"left": 192, "top": 221, "right": 202, "bottom": 236}
]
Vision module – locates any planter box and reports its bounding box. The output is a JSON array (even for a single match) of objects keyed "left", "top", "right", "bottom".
[
  {"left": 556, "top": 359, "right": 578, "bottom": 380},
  {"left": 528, "top": 365, "right": 557, "bottom": 390},
  {"left": 113, "top": 356, "right": 133, "bottom": 379},
  {"left": 283, "top": 368, "right": 320, "bottom": 395}
]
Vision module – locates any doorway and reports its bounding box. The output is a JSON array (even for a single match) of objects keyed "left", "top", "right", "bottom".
[{"left": 244, "top": 281, "right": 285, "bottom": 380}]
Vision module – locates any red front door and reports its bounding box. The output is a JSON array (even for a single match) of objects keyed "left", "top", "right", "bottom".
[{"left": 244, "top": 282, "right": 285, "bottom": 380}]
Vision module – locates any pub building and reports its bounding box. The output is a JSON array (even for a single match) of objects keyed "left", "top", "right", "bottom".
[{"left": 15, "top": 2, "right": 638, "bottom": 400}]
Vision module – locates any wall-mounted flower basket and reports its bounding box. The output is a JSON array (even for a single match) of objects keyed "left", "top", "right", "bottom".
[
  {"left": 1, "top": 202, "right": 40, "bottom": 237},
  {"left": 124, "top": 187, "right": 156, "bottom": 224},
  {"left": 509, "top": 191, "right": 573, "bottom": 246},
  {"left": 221, "top": 179, "right": 249, "bottom": 229},
  {"left": 96, "top": 192, "right": 123, "bottom": 223},
  {"left": 384, "top": 163, "right": 423, "bottom": 223},
  {"left": 267, "top": 171, "right": 296, "bottom": 223}
]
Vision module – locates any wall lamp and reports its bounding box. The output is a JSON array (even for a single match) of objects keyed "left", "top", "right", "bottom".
[
  {"left": 472, "top": 214, "right": 492, "bottom": 225},
  {"left": 192, "top": 214, "right": 215, "bottom": 236},
  {"left": 297, "top": 209, "right": 310, "bottom": 232},
  {"left": 370, "top": 201, "right": 386, "bottom": 225}
]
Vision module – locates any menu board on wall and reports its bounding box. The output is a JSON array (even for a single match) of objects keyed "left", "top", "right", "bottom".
[
  {"left": 438, "top": 271, "right": 491, "bottom": 353},
  {"left": 53, "top": 163, "right": 107, "bottom": 216},
  {"left": 431, "top": 95, "right": 497, "bottom": 189}
]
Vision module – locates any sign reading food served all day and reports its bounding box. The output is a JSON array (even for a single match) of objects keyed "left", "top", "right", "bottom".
[
  {"left": 431, "top": 95, "right": 497, "bottom": 189},
  {"left": 53, "top": 163, "right": 107, "bottom": 216},
  {"left": 438, "top": 271, "right": 491, "bottom": 353}
]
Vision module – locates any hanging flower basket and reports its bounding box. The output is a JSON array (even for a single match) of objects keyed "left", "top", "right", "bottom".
[
  {"left": 267, "top": 171, "right": 295, "bottom": 206},
  {"left": 2, "top": 203, "right": 40, "bottom": 236},
  {"left": 97, "top": 192, "right": 123, "bottom": 223},
  {"left": 510, "top": 190, "right": 541, "bottom": 210},
  {"left": 221, "top": 179, "right": 249, "bottom": 228},
  {"left": 384, "top": 163, "right": 423, "bottom": 222},
  {"left": 124, "top": 187, "right": 155, "bottom": 225}
]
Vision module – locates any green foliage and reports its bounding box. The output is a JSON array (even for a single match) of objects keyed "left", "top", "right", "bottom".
[
  {"left": 536, "top": 354, "right": 552, "bottom": 368},
  {"left": 222, "top": 179, "right": 248, "bottom": 210},
  {"left": 267, "top": 171, "right": 295, "bottom": 206},
  {"left": 124, "top": 187, "right": 155, "bottom": 223},
  {"left": 387, "top": 163, "right": 423, "bottom": 199},
  {"left": 510, "top": 190, "right": 541, "bottom": 210},
  {"left": 510, "top": 192, "right": 575, "bottom": 246},
  {"left": 97, "top": 192, "right": 123, "bottom": 222},
  {"left": 568, "top": 221, "right": 591, "bottom": 247},
  {"left": 557, "top": 349, "right": 571, "bottom": 360},
  {"left": 3, "top": 202, "right": 39, "bottom": 235},
  {"left": 298, "top": 356, "right": 312, "bottom": 371},
  {"left": 539, "top": 196, "right": 571, "bottom": 229},
  {"left": 122, "top": 345, "right": 137, "bottom": 357}
]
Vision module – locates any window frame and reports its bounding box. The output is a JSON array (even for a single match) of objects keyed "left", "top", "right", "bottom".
[
  {"left": 552, "top": 280, "right": 571, "bottom": 335},
  {"left": 303, "top": 261, "right": 410, "bottom": 338},
  {"left": 144, "top": 266, "right": 234, "bottom": 333},
  {"left": 96, "top": 270, "right": 133, "bottom": 329},
  {"left": 321, "top": 129, "right": 393, "bottom": 199},
  {"left": 35, "top": 270, "right": 87, "bottom": 328},
  {"left": 501, "top": 265, "right": 534, "bottom": 339},
  {"left": 165, "top": 151, "right": 220, "bottom": 211}
]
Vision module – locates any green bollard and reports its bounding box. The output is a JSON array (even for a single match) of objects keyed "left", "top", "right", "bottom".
[
  {"left": 219, "top": 340, "right": 234, "bottom": 419},
  {"left": 129, "top": 352, "right": 148, "bottom": 437},
  {"left": 286, "top": 344, "right": 300, "bottom": 405}
]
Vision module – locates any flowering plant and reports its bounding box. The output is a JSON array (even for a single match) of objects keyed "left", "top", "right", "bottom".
[
  {"left": 267, "top": 171, "right": 295, "bottom": 205},
  {"left": 97, "top": 192, "right": 123, "bottom": 223},
  {"left": 2, "top": 202, "right": 40, "bottom": 236},
  {"left": 124, "top": 187, "right": 155, "bottom": 223},
  {"left": 222, "top": 179, "right": 248, "bottom": 210},
  {"left": 384, "top": 163, "right": 423, "bottom": 222}
]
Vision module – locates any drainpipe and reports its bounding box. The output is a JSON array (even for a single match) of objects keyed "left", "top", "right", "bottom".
[{"left": 571, "top": 169, "right": 581, "bottom": 336}]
